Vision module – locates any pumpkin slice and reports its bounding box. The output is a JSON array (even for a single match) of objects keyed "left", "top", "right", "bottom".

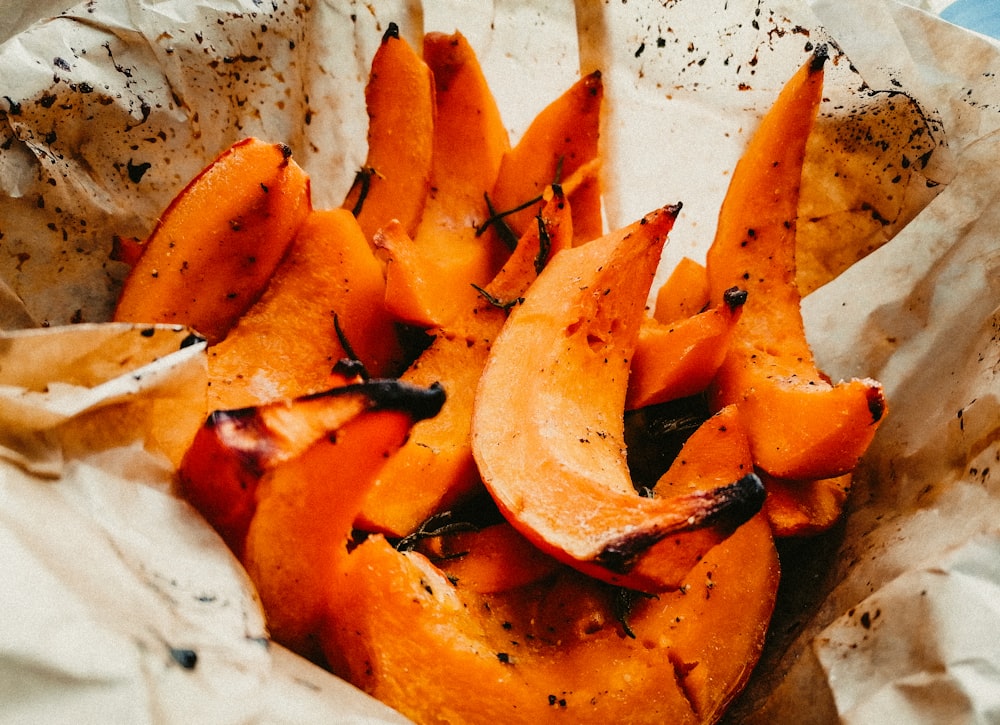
[
  {"left": 321, "top": 508, "right": 778, "bottom": 724},
  {"left": 341, "top": 23, "right": 435, "bottom": 243},
  {"left": 488, "top": 70, "right": 603, "bottom": 241},
  {"left": 114, "top": 138, "right": 310, "bottom": 344},
  {"left": 626, "top": 286, "right": 747, "bottom": 410},
  {"left": 357, "top": 190, "right": 573, "bottom": 537},
  {"left": 705, "top": 46, "right": 886, "bottom": 481},
  {"left": 207, "top": 208, "right": 405, "bottom": 410},
  {"left": 379, "top": 31, "right": 511, "bottom": 330},
  {"left": 178, "top": 379, "right": 440, "bottom": 562},
  {"left": 654, "top": 255, "right": 710, "bottom": 325},
  {"left": 761, "top": 471, "right": 853, "bottom": 537},
  {"left": 471, "top": 204, "right": 765, "bottom": 591}
]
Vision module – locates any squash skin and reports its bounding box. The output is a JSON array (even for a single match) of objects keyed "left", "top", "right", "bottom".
[
  {"left": 113, "top": 138, "right": 310, "bottom": 344},
  {"left": 705, "top": 47, "right": 886, "bottom": 483},
  {"left": 471, "top": 204, "right": 765, "bottom": 591}
]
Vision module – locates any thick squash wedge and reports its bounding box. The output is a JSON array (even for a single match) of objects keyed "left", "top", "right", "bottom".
[
  {"left": 322, "top": 510, "right": 778, "bottom": 724},
  {"left": 705, "top": 46, "right": 886, "bottom": 482},
  {"left": 114, "top": 138, "right": 310, "bottom": 344},
  {"left": 471, "top": 205, "right": 764, "bottom": 591}
]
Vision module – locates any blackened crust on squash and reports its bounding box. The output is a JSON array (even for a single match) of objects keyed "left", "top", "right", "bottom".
[
  {"left": 810, "top": 43, "right": 829, "bottom": 73},
  {"left": 594, "top": 473, "right": 765, "bottom": 573},
  {"left": 866, "top": 384, "right": 886, "bottom": 423},
  {"left": 723, "top": 286, "right": 749, "bottom": 310},
  {"left": 382, "top": 21, "right": 400, "bottom": 43},
  {"left": 362, "top": 379, "right": 446, "bottom": 421}
]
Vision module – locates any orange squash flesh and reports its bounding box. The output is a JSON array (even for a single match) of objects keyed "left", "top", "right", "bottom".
[
  {"left": 626, "top": 287, "right": 746, "bottom": 411},
  {"left": 177, "top": 379, "right": 430, "bottom": 560},
  {"left": 206, "top": 208, "right": 405, "bottom": 410},
  {"left": 472, "top": 204, "right": 764, "bottom": 591},
  {"left": 762, "top": 471, "right": 853, "bottom": 537},
  {"left": 489, "top": 70, "right": 603, "bottom": 240},
  {"left": 705, "top": 47, "right": 886, "bottom": 482},
  {"left": 379, "top": 31, "right": 511, "bottom": 330},
  {"left": 654, "top": 255, "right": 710, "bottom": 325},
  {"left": 322, "top": 511, "right": 778, "bottom": 725},
  {"left": 415, "top": 521, "right": 562, "bottom": 594},
  {"left": 235, "top": 381, "right": 445, "bottom": 659},
  {"left": 342, "top": 23, "right": 435, "bottom": 243},
  {"left": 357, "top": 191, "right": 573, "bottom": 537},
  {"left": 113, "top": 138, "right": 310, "bottom": 344}
]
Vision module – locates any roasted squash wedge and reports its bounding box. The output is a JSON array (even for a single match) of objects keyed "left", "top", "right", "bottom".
[
  {"left": 488, "top": 70, "right": 603, "bottom": 242},
  {"left": 207, "top": 208, "right": 405, "bottom": 410},
  {"left": 379, "top": 31, "right": 511, "bottom": 330},
  {"left": 342, "top": 23, "right": 435, "bottom": 243},
  {"left": 654, "top": 255, "right": 710, "bottom": 325},
  {"left": 705, "top": 47, "right": 886, "bottom": 482},
  {"left": 626, "top": 286, "right": 746, "bottom": 411},
  {"left": 472, "top": 204, "right": 764, "bottom": 591},
  {"left": 322, "top": 505, "right": 778, "bottom": 725},
  {"left": 357, "top": 189, "right": 572, "bottom": 536},
  {"left": 114, "top": 138, "right": 310, "bottom": 344}
]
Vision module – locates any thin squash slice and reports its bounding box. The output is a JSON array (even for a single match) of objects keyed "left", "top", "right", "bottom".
[
  {"left": 706, "top": 46, "right": 886, "bottom": 482},
  {"left": 342, "top": 23, "right": 435, "bottom": 243}
]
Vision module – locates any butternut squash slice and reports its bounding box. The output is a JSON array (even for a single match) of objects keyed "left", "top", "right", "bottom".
[
  {"left": 357, "top": 189, "right": 573, "bottom": 536},
  {"left": 114, "top": 138, "right": 310, "bottom": 344},
  {"left": 341, "top": 23, "right": 435, "bottom": 243},
  {"left": 379, "top": 31, "right": 511, "bottom": 330},
  {"left": 207, "top": 208, "right": 405, "bottom": 410},
  {"left": 471, "top": 204, "right": 765, "bottom": 591},
  {"left": 488, "top": 70, "right": 603, "bottom": 242},
  {"left": 705, "top": 46, "right": 886, "bottom": 482},
  {"left": 626, "top": 287, "right": 746, "bottom": 411}
]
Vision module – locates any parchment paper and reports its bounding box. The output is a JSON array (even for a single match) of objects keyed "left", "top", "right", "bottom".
[{"left": 0, "top": 0, "right": 998, "bottom": 722}]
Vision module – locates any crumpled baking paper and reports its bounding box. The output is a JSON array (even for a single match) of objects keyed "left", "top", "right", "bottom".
[{"left": 0, "top": 0, "right": 998, "bottom": 722}]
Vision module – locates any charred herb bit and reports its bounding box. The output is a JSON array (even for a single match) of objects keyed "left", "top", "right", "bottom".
[
  {"left": 332, "top": 312, "right": 365, "bottom": 372},
  {"left": 393, "top": 490, "right": 505, "bottom": 551},
  {"left": 346, "top": 166, "right": 380, "bottom": 217},
  {"left": 610, "top": 585, "right": 657, "bottom": 639},
  {"left": 471, "top": 283, "right": 523, "bottom": 311},
  {"left": 476, "top": 192, "right": 542, "bottom": 249},
  {"left": 394, "top": 510, "right": 481, "bottom": 552},
  {"left": 533, "top": 212, "right": 552, "bottom": 275},
  {"left": 624, "top": 395, "right": 711, "bottom": 492}
]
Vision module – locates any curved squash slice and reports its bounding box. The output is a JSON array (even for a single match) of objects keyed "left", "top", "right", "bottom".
[
  {"left": 322, "top": 510, "right": 778, "bottom": 724},
  {"left": 207, "top": 208, "right": 405, "bottom": 410},
  {"left": 489, "top": 70, "right": 603, "bottom": 241},
  {"left": 626, "top": 286, "right": 746, "bottom": 411},
  {"left": 342, "top": 23, "right": 435, "bottom": 243},
  {"left": 357, "top": 189, "right": 572, "bottom": 536},
  {"left": 706, "top": 46, "right": 886, "bottom": 481},
  {"left": 380, "top": 31, "right": 511, "bottom": 330},
  {"left": 114, "top": 138, "right": 310, "bottom": 344},
  {"left": 471, "top": 204, "right": 764, "bottom": 591}
]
